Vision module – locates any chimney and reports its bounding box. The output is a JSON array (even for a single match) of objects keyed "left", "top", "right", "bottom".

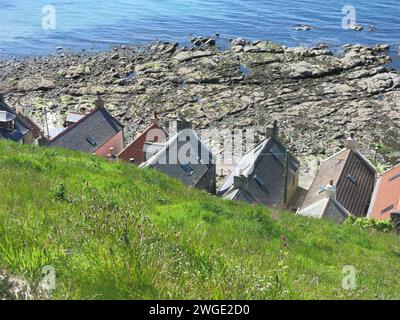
[
  {"left": 265, "top": 120, "right": 279, "bottom": 140},
  {"left": 107, "top": 147, "right": 117, "bottom": 161},
  {"left": 345, "top": 133, "right": 357, "bottom": 150},
  {"left": 233, "top": 169, "right": 247, "bottom": 189},
  {"left": 95, "top": 93, "right": 105, "bottom": 109},
  {"left": 151, "top": 111, "right": 161, "bottom": 127},
  {"left": 324, "top": 180, "right": 336, "bottom": 200},
  {"left": 38, "top": 130, "right": 50, "bottom": 146}
]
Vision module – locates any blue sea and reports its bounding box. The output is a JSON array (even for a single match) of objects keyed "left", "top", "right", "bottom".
[{"left": 0, "top": 0, "right": 399, "bottom": 60}]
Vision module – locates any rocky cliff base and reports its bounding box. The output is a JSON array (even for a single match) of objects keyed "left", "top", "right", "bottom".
[{"left": 1, "top": 40, "right": 399, "bottom": 168}]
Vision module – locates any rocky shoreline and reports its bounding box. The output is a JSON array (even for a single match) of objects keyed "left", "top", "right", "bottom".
[{"left": 1, "top": 39, "right": 400, "bottom": 168}]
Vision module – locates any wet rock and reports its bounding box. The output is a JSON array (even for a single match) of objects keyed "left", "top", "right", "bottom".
[
  {"left": 294, "top": 24, "right": 314, "bottom": 31},
  {"left": 191, "top": 37, "right": 216, "bottom": 47},
  {"left": 350, "top": 24, "right": 364, "bottom": 31},
  {"left": 231, "top": 38, "right": 246, "bottom": 47},
  {"left": 174, "top": 50, "right": 216, "bottom": 62}
]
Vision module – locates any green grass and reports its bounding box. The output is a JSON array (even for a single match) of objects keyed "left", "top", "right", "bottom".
[{"left": 0, "top": 140, "right": 400, "bottom": 300}]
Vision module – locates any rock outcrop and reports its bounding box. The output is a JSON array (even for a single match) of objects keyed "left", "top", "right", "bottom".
[{"left": 0, "top": 39, "right": 399, "bottom": 165}]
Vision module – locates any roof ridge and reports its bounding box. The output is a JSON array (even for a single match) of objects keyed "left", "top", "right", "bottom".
[{"left": 323, "top": 148, "right": 348, "bottom": 162}]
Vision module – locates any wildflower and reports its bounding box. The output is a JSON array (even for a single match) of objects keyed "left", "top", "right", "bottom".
[{"left": 280, "top": 235, "right": 288, "bottom": 248}]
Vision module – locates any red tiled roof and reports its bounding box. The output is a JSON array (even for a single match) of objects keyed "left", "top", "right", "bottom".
[
  {"left": 368, "top": 164, "right": 400, "bottom": 221},
  {"left": 118, "top": 121, "right": 167, "bottom": 164}
]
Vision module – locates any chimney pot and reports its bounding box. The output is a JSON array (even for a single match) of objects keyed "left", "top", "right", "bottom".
[
  {"left": 325, "top": 181, "right": 336, "bottom": 200},
  {"left": 345, "top": 133, "right": 357, "bottom": 150},
  {"left": 95, "top": 96, "right": 105, "bottom": 108},
  {"left": 234, "top": 175, "right": 246, "bottom": 190},
  {"left": 151, "top": 111, "right": 161, "bottom": 126}
]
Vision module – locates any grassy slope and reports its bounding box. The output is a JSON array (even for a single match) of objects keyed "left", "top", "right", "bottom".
[{"left": 0, "top": 140, "right": 399, "bottom": 300}]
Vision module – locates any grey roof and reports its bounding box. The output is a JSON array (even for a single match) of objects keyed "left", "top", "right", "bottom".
[
  {"left": 140, "top": 129, "right": 215, "bottom": 189},
  {"left": 297, "top": 197, "right": 349, "bottom": 224},
  {"left": 0, "top": 100, "right": 31, "bottom": 142},
  {"left": 0, "top": 111, "right": 16, "bottom": 122},
  {"left": 218, "top": 137, "right": 299, "bottom": 207},
  {"left": 46, "top": 127, "right": 65, "bottom": 139},
  {"left": 65, "top": 112, "right": 85, "bottom": 124},
  {"left": 49, "top": 106, "right": 123, "bottom": 153}
]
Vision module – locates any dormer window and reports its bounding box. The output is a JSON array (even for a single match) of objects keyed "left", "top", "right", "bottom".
[{"left": 86, "top": 136, "right": 97, "bottom": 147}]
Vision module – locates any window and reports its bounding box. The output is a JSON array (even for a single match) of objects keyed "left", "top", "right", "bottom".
[
  {"left": 254, "top": 175, "right": 268, "bottom": 194},
  {"left": 319, "top": 186, "right": 326, "bottom": 194},
  {"left": 347, "top": 175, "right": 357, "bottom": 184},
  {"left": 86, "top": 136, "right": 97, "bottom": 147},
  {"left": 389, "top": 173, "right": 400, "bottom": 182},
  {"left": 381, "top": 204, "right": 395, "bottom": 215},
  {"left": 181, "top": 163, "right": 194, "bottom": 176}
]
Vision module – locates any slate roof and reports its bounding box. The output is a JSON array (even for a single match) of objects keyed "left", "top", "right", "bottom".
[
  {"left": 140, "top": 129, "right": 214, "bottom": 189},
  {"left": 48, "top": 105, "right": 124, "bottom": 153},
  {"left": 298, "top": 196, "right": 350, "bottom": 223},
  {"left": 46, "top": 127, "right": 65, "bottom": 139},
  {"left": 65, "top": 112, "right": 85, "bottom": 124},
  {"left": 368, "top": 164, "right": 400, "bottom": 220},
  {"left": 300, "top": 147, "right": 376, "bottom": 217},
  {"left": 218, "top": 137, "right": 299, "bottom": 207},
  {"left": 0, "top": 100, "right": 31, "bottom": 142}
]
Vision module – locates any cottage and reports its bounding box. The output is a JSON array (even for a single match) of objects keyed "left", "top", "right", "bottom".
[
  {"left": 0, "top": 94, "right": 41, "bottom": 144},
  {"left": 368, "top": 164, "right": 400, "bottom": 221},
  {"left": 298, "top": 134, "right": 376, "bottom": 222},
  {"left": 297, "top": 180, "right": 350, "bottom": 223},
  {"left": 218, "top": 121, "right": 299, "bottom": 208},
  {"left": 47, "top": 99, "right": 124, "bottom": 158},
  {"left": 118, "top": 112, "right": 168, "bottom": 165},
  {"left": 140, "top": 119, "right": 216, "bottom": 194}
]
